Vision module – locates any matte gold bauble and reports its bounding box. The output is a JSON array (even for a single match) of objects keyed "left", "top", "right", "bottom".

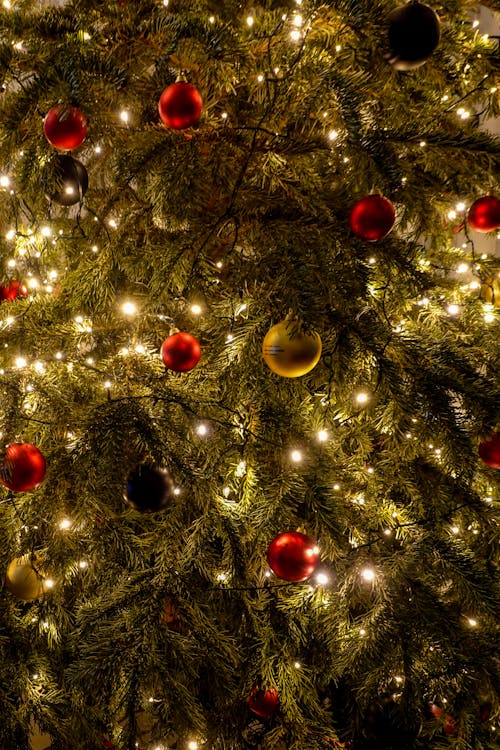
[
  {"left": 262, "top": 320, "right": 322, "bottom": 377},
  {"left": 5, "top": 554, "right": 46, "bottom": 600}
]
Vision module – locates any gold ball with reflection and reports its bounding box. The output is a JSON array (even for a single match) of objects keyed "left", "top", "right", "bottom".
[
  {"left": 5, "top": 555, "right": 46, "bottom": 600},
  {"left": 262, "top": 320, "right": 322, "bottom": 377}
]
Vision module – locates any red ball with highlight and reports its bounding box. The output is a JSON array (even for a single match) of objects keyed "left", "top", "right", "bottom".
[
  {"left": 467, "top": 196, "right": 500, "bottom": 233},
  {"left": 247, "top": 687, "right": 279, "bottom": 719},
  {"left": 43, "top": 104, "right": 88, "bottom": 151},
  {"left": 158, "top": 82, "right": 203, "bottom": 130},
  {"left": 267, "top": 531, "right": 319, "bottom": 582},
  {"left": 0, "top": 442, "right": 46, "bottom": 492},
  {"left": 0, "top": 280, "right": 28, "bottom": 301},
  {"left": 161, "top": 332, "right": 201, "bottom": 372},
  {"left": 478, "top": 433, "right": 500, "bottom": 469},
  {"left": 349, "top": 194, "right": 395, "bottom": 241}
]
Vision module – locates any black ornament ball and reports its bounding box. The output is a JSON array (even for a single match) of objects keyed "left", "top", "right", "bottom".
[
  {"left": 47, "top": 155, "right": 88, "bottom": 206},
  {"left": 124, "top": 463, "right": 175, "bottom": 512},
  {"left": 386, "top": 2, "right": 440, "bottom": 71}
]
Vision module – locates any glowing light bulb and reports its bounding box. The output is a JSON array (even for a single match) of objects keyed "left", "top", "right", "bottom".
[
  {"left": 121, "top": 301, "right": 137, "bottom": 316},
  {"left": 328, "top": 129, "right": 339, "bottom": 141},
  {"left": 356, "top": 391, "right": 369, "bottom": 405},
  {"left": 360, "top": 567, "right": 376, "bottom": 582},
  {"left": 79, "top": 560, "right": 88, "bottom": 569},
  {"left": 467, "top": 617, "right": 478, "bottom": 627},
  {"left": 246, "top": 15, "right": 254, "bottom": 26},
  {"left": 190, "top": 303, "right": 202, "bottom": 315},
  {"left": 316, "top": 572, "right": 329, "bottom": 585},
  {"left": 456, "top": 263, "right": 469, "bottom": 273},
  {"left": 290, "top": 449, "right": 302, "bottom": 463},
  {"left": 317, "top": 429, "right": 328, "bottom": 442},
  {"left": 59, "top": 518, "right": 72, "bottom": 530},
  {"left": 15, "top": 356, "right": 27, "bottom": 369},
  {"left": 119, "top": 110, "right": 129, "bottom": 123},
  {"left": 447, "top": 303, "right": 460, "bottom": 316},
  {"left": 188, "top": 742, "right": 198, "bottom": 750},
  {"left": 196, "top": 423, "right": 208, "bottom": 436}
]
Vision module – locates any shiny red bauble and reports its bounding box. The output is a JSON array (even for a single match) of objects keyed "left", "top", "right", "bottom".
[
  {"left": 467, "top": 196, "right": 500, "bottom": 233},
  {"left": 428, "top": 703, "right": 457, "bottom": 736},
  {"left": 43, "top": 104, "right": 88, "bottom": 151},
  {"left": 0, "top": 442, "right": 46, "bottom": 492},
  {"left": 349, "top": 194, "right": 395, "bottom": 241},
  {"left": 478, "top": 433, "right": 500, "bottom": 469},
  {"left": 161, "top": 332, "right": 201, "bottom": 372},
  {"left": 158, "top": 82, "right": 203, "bottom": 130},
  {"left": 0, "top": 280, "right": 28, "bottom": 301},
  {"left": 267, "top": 531, "right": 319, "bottom": 582},
  {"left": 247, "top": 687, "right": 279, "bottom": 719}
]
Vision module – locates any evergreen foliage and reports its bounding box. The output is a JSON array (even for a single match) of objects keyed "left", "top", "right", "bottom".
[{"left": 0, "top": 1, "right": 498, "bottom": 749}]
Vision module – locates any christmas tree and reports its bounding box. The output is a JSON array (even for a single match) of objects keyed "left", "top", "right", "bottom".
[{"left": 0, "top": 1, "right": 498, "bottom": 748}]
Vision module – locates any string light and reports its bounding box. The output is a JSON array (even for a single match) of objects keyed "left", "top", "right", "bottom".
[
  {"left": 196, "top": 423, "right": 208, "bottom": 436},
  {"left": 317, "top": 429, "right": 328, "bottom": 442},
  {"left": 290, "top": 449, "right": 302, "bottom": 463},
  {"left": 355, "top": 391, "right": 369, "bottom": 405},
  {"left": 58, "top": 518, "right": 72, "bottom": 530},
  {"left": 121, "top": 301, "right": 137, "bottom": 316},
  {"left": 360, "top": 567, "right": 376, "bottom": 582}
]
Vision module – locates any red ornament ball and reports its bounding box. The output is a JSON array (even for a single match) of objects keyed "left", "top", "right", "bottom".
[
  {"left": 349, "top": 194, "right": 395, "bottom": 241},
  {"left": 267, "top": 531, "right": 319, "bottom": 582},
  {"left": 0, "top": 442, "right": 46, "bottom": 492},
  {"left": 467, "top": 196, "right": 500, "bottom": 233},
  {"left": 43, "top": 104, "right": 88, "bottom": 151},
  {"left": 0, "top": 280, "right": 28, "bottom": 302},
  {"left": 158, "top": 82, "right": 203, "bottom": 130},
  {"left": 161, "top": 332, "right": 201, "bottom": 372},
  {"left": 478, "top": 433, "right": 500, "bottom": 469},
  {"left": 247, "top": 687, "right": 279, "bottom": 719}
]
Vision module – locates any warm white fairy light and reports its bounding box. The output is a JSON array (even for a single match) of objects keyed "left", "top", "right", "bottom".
[
  {"left": 7, "top": 258, "right": 16, "bottom": 268},
  {"left": 456, "top": 263, "right": 469, "bottom": 273},
  {"left": 196, "top": 423, "right": 208, "bottom": 436},
  {"left": 121, "top": 301, "right": 137, "bottom": 316},
  {"left": 294, "top": 661, "right": 301, "bottom": 669},
  {"left": 104, "top": 380, "right": 112, "bottom": 389},
  {"left": 15, "top": 356, "right": 27, "bottom": 369},
  {"left": 78, "top": 560, "right": 88, "bottom": 569},
  {"left": 44, "top": 579, "right": 55, "bottom": 590},
  {"left": 257, "top": 74, "right": 264, "bottom": 83},
  {"left": 333, "top": 483, "right": 340, "bottom": 491},
  {"left": 467, "top": 617, "right": 478, "bottom": 627},
  {"left": 447, "top": 303, "right": 460, "bottom": 316},
  {"left": 190, "top": 303, "right": 202, "bottom": 315},
  {"left": 119, "top": 110, "right": 129, "bottom": 123},
  {"left": 290, "top": 449, "right": 302, "bottom": 463},
  {"left": 451, "top": 525, "right": 460, "bottom": 535},
  {"left": 290, "top": 28, "right": 301, "bottom": 41},
  {"left": 355, "top": 391, "right": 369, "bottom": 405},
  {"left": 316, "top": 572, "right": 329, "bottom": 585},
  {"left": 59, "top": 518, "right": 72, "bottom": 530},
  {"left": 360, "top": 567, "right": 376, "bottom": 582},
  {"left": 40, "top": 225, "right": 51, "bottom": 237},
  {"left": 484, "top": 311, "right": 495, "bottom": 323},
  {"left": 5, "top": 229, "right": 15, "bottom": 240},
  {"left": 226, "top": 333, "right": 233, "bottom": 343},
  {"left": 447, "top": 209, "right": 457, "bottom": 220},
  {"left": 55, "top": 352, "right": 63, "bottom": 360},
  {"left": 246, "top": 15, "right": 254, "bottom": 26},
  {"left": 317, "top": 429, "right": 328, "bottom": 442},
  {"left": 188, "top": 742, "right": 198, "bottom": 750}
]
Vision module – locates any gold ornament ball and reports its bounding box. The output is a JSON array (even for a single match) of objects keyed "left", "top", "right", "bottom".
[
  {"left": 5, "top": 554, "right": 46, "bottom": 600},
  {"left": 262, "top": 320, "right": 322, "bottom": 377}
]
